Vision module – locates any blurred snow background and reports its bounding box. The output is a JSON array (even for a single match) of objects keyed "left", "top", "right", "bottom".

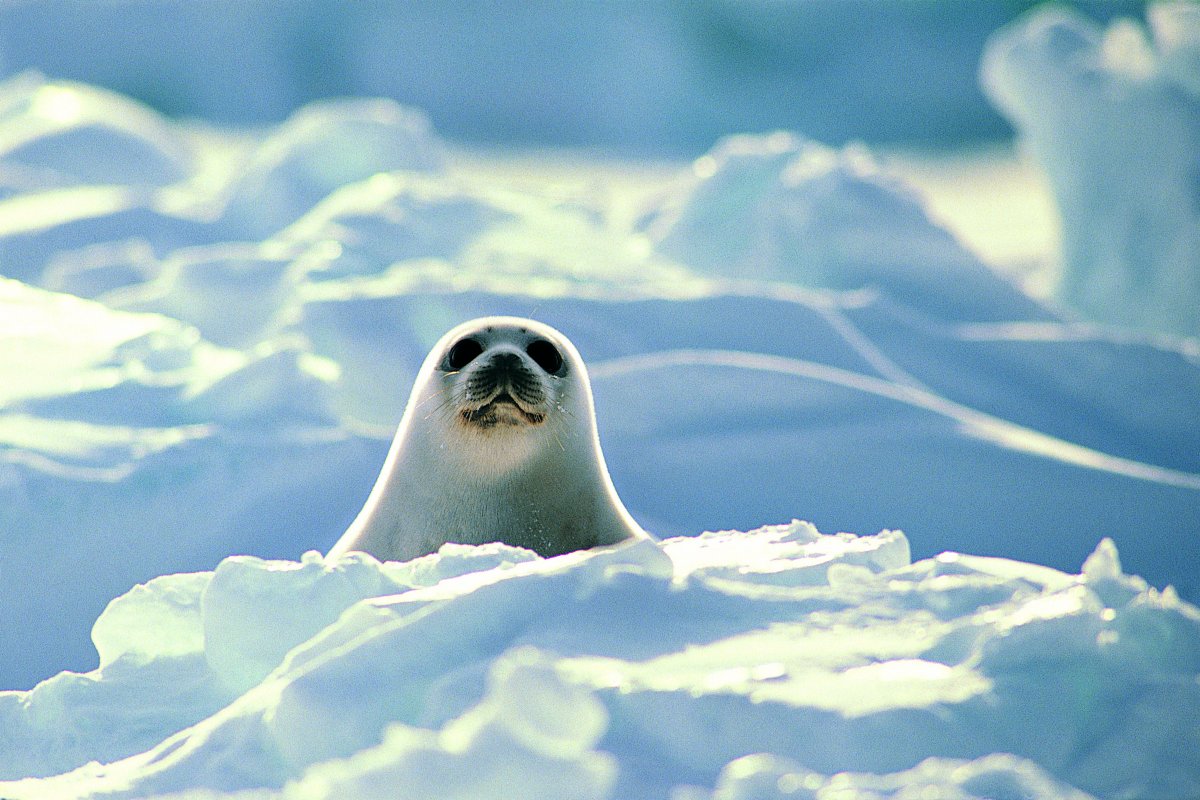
[
  {"left": 0, "top": 2, "right": 1198, "bottom": 798},
  {"left": 0, "top": 0, "right": 1147, "bottom": 151}
]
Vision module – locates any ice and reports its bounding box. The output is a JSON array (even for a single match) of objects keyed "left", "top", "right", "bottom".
[
  {"left": 1081, "top": 536, "right": 1123, "bottom": 582},
  {"left": 982, "top": 3, "right": 1200, "bottom": 339},
  {"left": 1153, "top": 1, "right": 1200, "bottom": 94},
  {"left": 0, "top": 568, "right": 231, "bottom": 781},
  {"left": 700, "top": 753, "right": 1096, "bottom": 800},
  {"left": 0, "top": 74, "right": 191, "bottom": 189},
  {"left": 201, "top": 550, "right": 413, "bottom": 694},
  {"left": 661, "top": 520, "right": 910, "bottom": 586},
  {"left": 91, "top": 571, "right": 210, "bottom": 668},
  {"left": 106, "top": 245, "right": 300, "bottom": 349},
  {"left": 1, "top": 529, "right": 1196, "bottom": 799},
  {"left": 0, "top": 52, "right": 1196, "bottom": 799},
  {"left": 0, "top": 76, "right": 1197, "bottom": 692},
  {"left": 0, "top": 274, "right": 377, "bottom": 685},
  {"left": 289, "top": 650, "right": 615, "bottom": 800}
]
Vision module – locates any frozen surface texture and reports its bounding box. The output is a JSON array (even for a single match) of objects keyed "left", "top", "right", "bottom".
[
  {"left": 1, "top": 528, "right": 1197, "bottom": 800},
  {"left": 983, "top": 2, "right": 1200, "bottom": 339},
  {"left": 0, "top": 73, "right": 1197, "bottom": 695},
  {"left": 0, "top": 69, "right": 1197, "bottom": 800}
]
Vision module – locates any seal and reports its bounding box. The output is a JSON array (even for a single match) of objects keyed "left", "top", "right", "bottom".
[{"left": 327, "top": 316, "right": 647, "bottom": 562}]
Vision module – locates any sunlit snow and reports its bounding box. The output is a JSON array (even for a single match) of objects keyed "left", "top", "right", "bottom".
[
  {"left": 0, "top": 4, "right": 1198, "bottom": 797},
  {"left": 3, "top": 528, "right": 1197, "bottom": 800}
]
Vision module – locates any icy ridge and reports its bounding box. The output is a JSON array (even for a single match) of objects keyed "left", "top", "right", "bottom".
[
  {"left": 1, "top": 72, "right": 1199, "bottom": 695},
  {"left": 0, "top": 526, "right": 1195, "bottom": 800}
]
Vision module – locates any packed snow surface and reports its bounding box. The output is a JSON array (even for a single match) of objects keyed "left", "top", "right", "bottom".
[
  {"left": 2, "top": 526, "right": 1197, "bottom": 800},
  {"left": 0, "top": 58, "right": 1197, "bottom": 799},
  {"left": 983, "top": 2, "right": 1200, "bottom": 339}
]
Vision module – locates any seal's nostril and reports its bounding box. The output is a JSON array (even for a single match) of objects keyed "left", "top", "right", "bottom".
[{"left": 489, "top": 352, "right": 522, "bottom": 371}]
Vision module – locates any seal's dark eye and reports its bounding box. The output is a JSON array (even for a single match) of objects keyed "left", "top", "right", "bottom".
[
  {"left": 446, "top": 338, "right": 483, "bottom": 370},
  {"left": 526, "top": 339, "right": 563, "bottom": 373}
]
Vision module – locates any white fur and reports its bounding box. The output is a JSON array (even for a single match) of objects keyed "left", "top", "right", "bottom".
[{"left": 327, "top": 316, "right": 646, "bottom": 561}]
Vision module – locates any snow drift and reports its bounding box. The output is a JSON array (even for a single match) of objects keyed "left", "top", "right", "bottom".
[
  {"left": 0, "top": 64, "right": 1198, "bottom": 799},
  {"left": 0, "top": 73, "right": 1197, "bottom": 694},
  {"left": 3, "top": 526, "right": 1197, "bottom": 800}
]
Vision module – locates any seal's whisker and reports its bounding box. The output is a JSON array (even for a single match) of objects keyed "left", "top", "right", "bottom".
[
  {"left": 413, "top": 389, "right": 455, "bottom": 412},
  {"left": 424, "top": 387, "right": 468, "bottom": 420}
]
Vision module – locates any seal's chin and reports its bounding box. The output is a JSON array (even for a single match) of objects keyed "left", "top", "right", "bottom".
[{"left": 461, "top": 392, "right": 546, "bottom": 428}]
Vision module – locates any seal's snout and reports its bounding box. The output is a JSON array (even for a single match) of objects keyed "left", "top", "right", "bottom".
[
  {"left": 487, "top": 351, "right": 522, "bottom": 374},
  {"left": 469, "top": 350, "right": 529, "bottom": 397},
  {"left": 460, "top": 347, "right": 547, "bottom": 427}
]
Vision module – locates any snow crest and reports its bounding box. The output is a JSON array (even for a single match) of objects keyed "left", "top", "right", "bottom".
[
  {"left": 1, "top": 529, "right": 1196, "bottom": 799},
  {"left": 0, "top": 68, "right": 1197, "bottom": 799},
  {"left": 0, "top": 73, "right": 1198, "bottom": 697}
]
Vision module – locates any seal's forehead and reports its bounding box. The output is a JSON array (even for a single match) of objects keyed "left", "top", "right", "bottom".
[{"left": 443, "top": 316, "right": 566, "bottom": 347}]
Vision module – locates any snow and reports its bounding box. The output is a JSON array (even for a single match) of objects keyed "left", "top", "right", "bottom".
[
  {"left": 2, "top": 528, "right": 1196, "bottom": 799},
  {"left": 0, "top": 1, "right": 1149, "bottom": 151},
  {"left": 982, "top": 2, "right": 1200, "bottom": 339},
  {"left": 0, "top": 21, "right": 1197, "bottom": 797}
]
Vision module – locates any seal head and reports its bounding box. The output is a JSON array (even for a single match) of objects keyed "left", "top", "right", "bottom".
[{"left": 328, "top": 316, "right": 646, "bottom": 561}]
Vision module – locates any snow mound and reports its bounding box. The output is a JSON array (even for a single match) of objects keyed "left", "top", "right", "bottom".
[
  {"left": 0, "top": 73, "right": 191, "bottom": 189},
  {"left": 222, "top": 98, "right": 447, "bottom": 239},
  {"left": 1, "top": 74, "right": 1198, "bottom": 693},
  {"left": 646, "top": 131, "right": 1051, "bottom": 323},
  {"left": 0, "top": 275, "right": 374, "bottom": 687},
  {"left": 982, "top": 3, "right": 1200, "bottom": 339},
  {"left": 1, "top": 527, "right": 1196, "bottom": 800}
]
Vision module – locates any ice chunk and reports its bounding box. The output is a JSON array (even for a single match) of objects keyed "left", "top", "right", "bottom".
[
  {"left": 107, "top": 244, "right": 299, "bottom": 349},
  {"left": 1081, "top": 537, "right": 1122, "bottom": 581},
  {"left": 706, "top": 753, "right": 821, "bottom": 800},
  {"left": 293, "top": 650, "right": 614, "bottom": 800},
  {"left": 387, "top": 541, "right": 542, "bottom": 588},
  {"left": 982, "top": 5, "right": 1200, "bottom": 339},
  {"left": 42, "top": 239, "right": 162, "bottom": 299},
  {"left": 661, "top": 521, "right": 910, "bottom": 586},
  {"left": 705, "top": 752, "right": 1096, "bottom": 800},
  {"left": 92, "top": 571, "right": 210, "bottom": 668},
  {"left": 0, "top": 571, "right": 227, "bottom": 781},
  {"left": 3, "top": 526, "right": 1199, "bottom": 799},
  {"left": 202, "top": 551, "right": 413, "bottom": 694},
  {"left": 1152, "top": 1, "right": 1200, "bottom": 95},
  {"left": 185, "top": 343, "right": 340, "bottom": 427},
  {"left": 0, "top": 278, "right": 373, "bottom": 688},
  {"left": 448, "top": 648, "right": 608, "bottom": 759},
  {"left": 0, "top": 277, "right": 336, "bottom": 429}
]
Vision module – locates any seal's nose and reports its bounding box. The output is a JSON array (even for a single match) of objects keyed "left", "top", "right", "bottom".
[
  {"left": 488, "top": 351, "right": 522, "bottom": 375},
  {"left": 480, "top": 351, "right": 526, "bottom": 388}
]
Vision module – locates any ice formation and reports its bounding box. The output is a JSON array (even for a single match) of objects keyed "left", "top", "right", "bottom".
[
  {"left": 983, "top": 2, "right": 1200, "bottom": 339},
  {"left": 0, "top": 5, "right": 1197, "bottom": 791},
  {"left": 1, "top": 526, "right": 1197, "bottom": 799},
  {"left": 0, "top": 72, "right": 1198, "bottom": 694}
]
